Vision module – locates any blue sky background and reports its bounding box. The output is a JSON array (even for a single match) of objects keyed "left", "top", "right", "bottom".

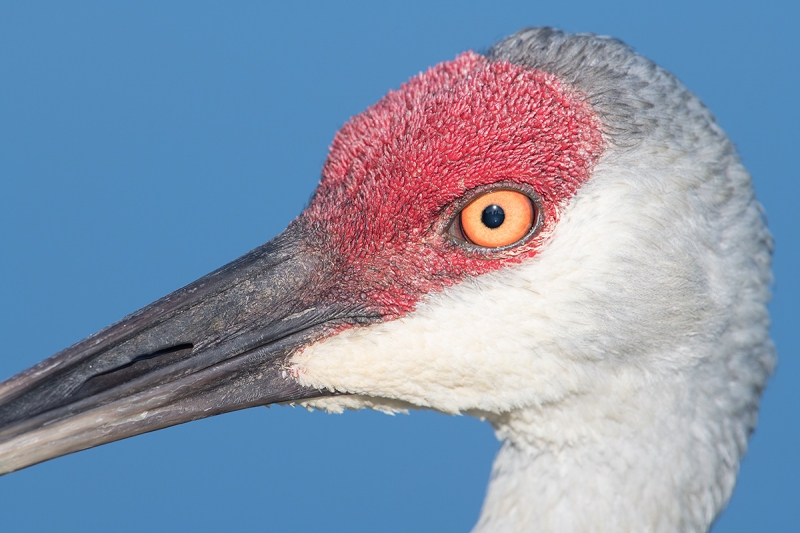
[{"left": 0, "top": 2, "right": 796, "bottom": 531}]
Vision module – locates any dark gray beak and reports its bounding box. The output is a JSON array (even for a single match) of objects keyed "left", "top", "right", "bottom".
[{"left": 0, "top": 223, "right": 374, "bottom": 474}]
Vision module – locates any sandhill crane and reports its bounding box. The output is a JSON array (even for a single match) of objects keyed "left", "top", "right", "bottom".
[{"left": 0, "top": 28, "right": 774, "bottom": 532}]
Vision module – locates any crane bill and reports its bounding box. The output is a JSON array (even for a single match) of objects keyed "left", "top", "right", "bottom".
[{"left": 0, "top": 224, "right": 373, "bottom": 475}]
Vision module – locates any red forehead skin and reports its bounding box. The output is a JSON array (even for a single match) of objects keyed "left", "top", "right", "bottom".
[{"left": 298, "top": 52, "right": 604, "bottom": 319}]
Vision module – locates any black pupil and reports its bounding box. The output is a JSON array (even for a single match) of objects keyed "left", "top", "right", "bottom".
[{"left": 481, "top": 204, "right": 505, "bottom": 229}]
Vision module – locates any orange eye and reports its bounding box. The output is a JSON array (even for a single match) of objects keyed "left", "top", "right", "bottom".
[{"left": 459, "top": 190, "right": 535, "bottom": 248}]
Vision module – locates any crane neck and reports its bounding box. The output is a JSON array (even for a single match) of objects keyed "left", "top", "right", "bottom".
[{"left": 472, "top": 369, "right": 743, "bottom": 533}]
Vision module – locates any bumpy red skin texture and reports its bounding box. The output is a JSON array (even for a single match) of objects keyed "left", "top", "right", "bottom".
[{"left": 298, "top": 52, "right": 604, "bottom": 319}]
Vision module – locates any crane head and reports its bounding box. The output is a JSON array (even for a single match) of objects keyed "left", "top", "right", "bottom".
[{"left": 0, "top": 29, "right": 773, "bottom": 520}]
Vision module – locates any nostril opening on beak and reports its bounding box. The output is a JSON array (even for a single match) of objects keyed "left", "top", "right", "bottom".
[
  {"left": 0, "top": 345, "right": 198, "bottom": 431},
  {"left": 73, "top": 344, "right": 195, "bottom": 400},
  {"left": 125, "top": 344, "right": 195, "bottom": 368}
]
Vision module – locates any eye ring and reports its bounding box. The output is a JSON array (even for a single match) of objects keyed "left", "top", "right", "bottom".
[{"left": 445, "top": 183, "right": 542, "bottom": 252}]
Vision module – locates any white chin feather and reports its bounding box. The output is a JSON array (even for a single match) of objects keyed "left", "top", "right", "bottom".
[{"left": 297, "top": 395, "right": 416, "bottom": 415}]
